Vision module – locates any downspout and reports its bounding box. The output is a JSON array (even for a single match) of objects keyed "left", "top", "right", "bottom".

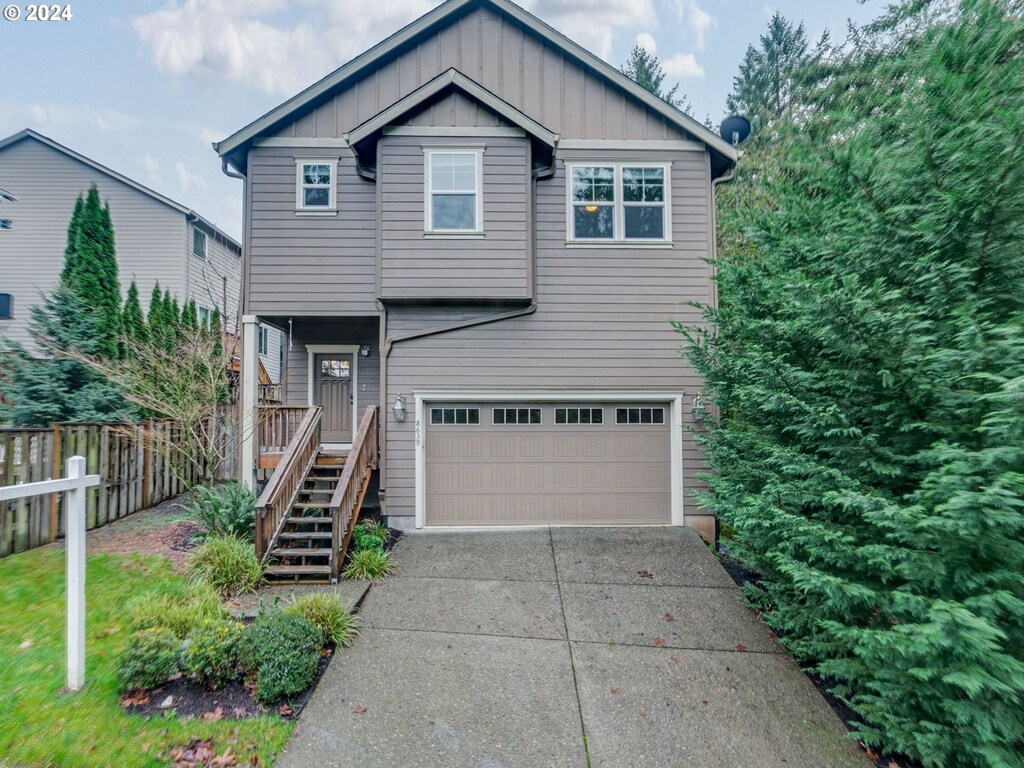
[
  {"left": 376, "top": 146, "right": 556, "bottom": 518},
  {"left": 708, "top": 165, "right": 737, "bottom": 311}
]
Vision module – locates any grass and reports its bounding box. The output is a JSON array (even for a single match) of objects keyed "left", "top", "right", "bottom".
[{"left": 0, "top": 546, "right": 292, "bottom": 767}]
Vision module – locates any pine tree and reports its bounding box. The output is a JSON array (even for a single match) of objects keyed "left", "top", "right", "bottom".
[
  {"left": 180, "top": 298, "right": 198, "bottom": 331},
  {"left": 682, "top": 2, "right": 1024, "bottom": 765},
  {"left": 121, "top": 280, "right": 147, "bottom": 347},
  {"left": 620, "top": 44, "right": 692, "bottom": 115}
]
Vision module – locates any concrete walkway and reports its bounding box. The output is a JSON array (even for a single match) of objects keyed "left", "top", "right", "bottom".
[{"left": 276, "top": 527, "right": 868, "bottom": 768}]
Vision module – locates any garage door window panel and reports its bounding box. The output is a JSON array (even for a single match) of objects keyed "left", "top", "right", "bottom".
[
  {"left": 430, "top": 407, "right": 480, "bottom": 425},
  {"left": 492, "top": 407, "right": 542, "bottom": 425},
  {"left": 615, "top": 407, "right": 665, "bottom": 425}
]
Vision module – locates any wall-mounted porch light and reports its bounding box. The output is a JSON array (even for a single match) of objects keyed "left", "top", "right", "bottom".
[
  {"left": 692, "top": 392, "right": 706, "bottom": 421},
  {"left": 359, "top": 344, "right": 372, "bottom": 357},
  {"left": 393, "top": 393, "right": 407, "bottom": 422}
]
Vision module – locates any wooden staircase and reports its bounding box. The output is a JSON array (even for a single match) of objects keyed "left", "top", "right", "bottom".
[{"left": 255, "top": 406, "right": 379, "bottom": 583}]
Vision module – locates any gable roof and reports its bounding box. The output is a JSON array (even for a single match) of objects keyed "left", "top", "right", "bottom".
[
  {"left": 215, "top": 0, "right": 737, "bottom": 171},
  {"left": 348, "top": 68, "right": 558, "bottom": 148},
  {"left": 0, "top": 129, "right": 241, "bottom": 252}
]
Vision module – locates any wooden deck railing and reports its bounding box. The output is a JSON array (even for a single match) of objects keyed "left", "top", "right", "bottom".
[
  {"left": 255, "top": 406, "right": 322, "bottom": 562},
  {"left": 328, "top": 406, "right": 379, "bottom": 580},
  {"left": 257, "top": 406, "right": 309, "bottom": 460}
]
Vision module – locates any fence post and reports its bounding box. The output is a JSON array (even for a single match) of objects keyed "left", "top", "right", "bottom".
[
  {"left": 49, "top": 425, "right": 61, "bottom": 542},
  {"left": 65, "top": 455, "right": 86, "bottom": 692}
]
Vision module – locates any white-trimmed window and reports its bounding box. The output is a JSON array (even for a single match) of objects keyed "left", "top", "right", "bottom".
[
  {"left": 191, "top": 226, "right": 207, "bottom": 259},
  {"left": 615, "top": 407, "right": 665, "bottom": 425},
  {"left": 568, "top": 163, "right": 670, "bottom": 243},
  {"left": 258, "top": 326, "right": 269, "bottom": 356},
  {"left": 295, "top": 159, "right": 335, "bottom": 211},
  {"left": 198, "top": 305, "right": 212, "bottom": 328},
  {"left": 425, "top": 149, "right": 482, "bottom": 233}
]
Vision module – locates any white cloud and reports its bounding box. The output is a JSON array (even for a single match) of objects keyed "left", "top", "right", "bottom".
[
  {"left": 0, "top": 102, "right": 141, "bottom": 136},
  {"left": 670, "top": 0, "right": 715, "bottom": 51},
  {"left": 175, "top": 161, "right": 208, "bottom": 197},
  {"left": 198, "top": 127, "right": 225, "bottom": 148},
  {"left": 635, "top": 32, "right": 657, "bottom": 55},
  {"left": 662, "top": 52, "right": 705, "bottom": 78},
  {"left": 141, "top": 153, "right": 162, "bottom": 186},
  {"left": 523, "top": 0, "right": 655, "bottom": 60}
]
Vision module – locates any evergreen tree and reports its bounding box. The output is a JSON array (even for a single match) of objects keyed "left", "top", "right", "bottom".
[
  {"left": 60, "top": 185, "right": 121, "bottom": 357},
  {"left": 683, "top": 1, "right": 1024, "bottom": 765},
  {"left": 620, "top": 44, "right": 693, "bottom": 115},
  {"left": 725, "top": 13, "right": 809, "bottom": 136},
  {"left": 121, "top": 280, "right": 147, "bottom": 346},
  {"left": 180, "top": 299, "right": 198, "bottom": 331},
  {"left": 209, "top": 306, "right": 222, "bottom": 335}
]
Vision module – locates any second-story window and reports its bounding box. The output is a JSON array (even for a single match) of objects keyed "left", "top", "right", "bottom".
[
  {"left": 0, "top": 293, "right": 12, "bottom": 319},
  {"left": 296, "top": 159, "right": 335, "bottom": 212},
  {"left": 426, "top": 149, "right": 482, "bottom": 233},
  {"left": 192, "top": 226, "right": 207, "bottom": 259},
  {"left": 568, "top": 163, "right": 670, "bottom": 243},
  {"left": 0, "top": 219, "right": 12, "bottom": 230}
]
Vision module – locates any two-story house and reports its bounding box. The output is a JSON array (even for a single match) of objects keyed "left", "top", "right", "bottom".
[
  {"left": 218, "top": 0, "right": 737, "bottom": 546},
  {"left": 0, "top": 129, "right": 284, "bottom": 384}
]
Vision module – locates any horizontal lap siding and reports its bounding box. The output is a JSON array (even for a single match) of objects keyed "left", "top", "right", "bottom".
[
  {"left": 380, "top": 135, "right": 529, "bottom": 299},
  {"left": 0, "top": 139, "right": 188, "bottom": 352},
  {"left": 282, "top": 319, "right": 380, "bottom": 415},
  {"left": 383, "top": 149, "right": 712, "bottom": 521},
  {"left": 273, "top": 6, "right": 688, "bottom": 143},
  {"left": 188, "top": 233, "right": 241, "bottom": 332},
  {"left": 248, "top": 148, "right": 376, "bottom": 315}
]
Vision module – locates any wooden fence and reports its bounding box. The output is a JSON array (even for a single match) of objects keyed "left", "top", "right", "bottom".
[{"left": 0, "top": 414, "right": 237, "bottom": 558}]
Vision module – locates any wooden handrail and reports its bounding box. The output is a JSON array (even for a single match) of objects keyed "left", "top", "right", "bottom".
[
  {"left": 328, "top": 406, "right": 379, "bottom": 580},
  {"left": 255, "top": 406, "right": 322, "bottom": 562},
  {"left": 257, "top": 406, "right": 309, "bottom": 455}
]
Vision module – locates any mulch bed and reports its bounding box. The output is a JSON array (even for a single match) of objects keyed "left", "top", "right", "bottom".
[
  {"left": 717, "top": 545, "right": 921, "bottom": 768},
  {"left": 123, "top": 647, "right": 335, "bottom": 721}
]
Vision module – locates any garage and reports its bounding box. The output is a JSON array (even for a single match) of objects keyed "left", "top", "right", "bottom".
[{"left": 422, "top": 400, "right": 675, "bottom": 526}]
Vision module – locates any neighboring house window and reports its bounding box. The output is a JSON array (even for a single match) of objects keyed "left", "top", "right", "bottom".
[
  {"left": 493, "top": 407, "right": 542, "bottom": 425},
  {"left": 615, "top": 407, "right": 665, "bottom": 425},
  {"left": 568, "top": 163, "right": 670, "bottom": 243},
  {"left": 258, "top": 326, "right": 269, "bottom": 356},
  {"left": 296, "top": 159, "right": 335, "bottom": 211},
  {"left": 430, "top": 407, "right": 480, "bottom": 425},
  {"left": 198, "top": 305, "right": 212, "bottom": 328},
  {"left": 0, "top": 219, "right": 12, "bottom": 230},
  {"left": 425, "top": 149, "right": 482, "bottom": 233},
  {"left": 554, "top": 407, "right": 604, "bottom": 425},
  {"left": 0, "top": 293, "right": 12, "bottom": 319},
  {"left": 192, "top": 226, "right": 207, "bottom": 259}
]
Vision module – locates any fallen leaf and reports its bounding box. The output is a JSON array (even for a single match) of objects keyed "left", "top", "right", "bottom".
[
  {"left": 663, "top": 614, "right": 676, "bottom": 622},
  {"left": 349, "top": 704, "right": 367, "bottom": 714},
  {"left": 865, "top": 747, "right": 881, "bottom": 761},
  {"left": 244, "top": 679, "right": 258, "bottom": 696},
  {"left": 609, "top": 687, "right": 620, "bottom": 695},
  {"left": 653, "top": 637, "right": 664, "bottom": 646},
  {"left": 702, "top": 700, "right": 709, "bottom": 706},
  {"left": 159, "top": 695, "right": 175, "bottom": 708},
  {"left": 279, "top": 704, "right": 293, "bottom": 717},
  {"left": 248, "top": 755, "right": 263, "bottom": 767},
  {"left": 670, "top": 655, "right": 681, "bottom": 666},
  {"left": 233, "top": 708, "right": 249, "bottom": 719},
  {"left": 639, "top": 710, "right": 647, "bottom": 717},
  {"left": 140, "top": 743, "right": 150, "bottom": 753},
  {"left": 735, "top": 644, "right": 747, "bottom": 652},
  {"left": 637, "top": 569, "right": 654, "bottom": 579},
  {"left": 426, "top": 544, "right": 433, "bottom": 549},
  {"left": 321, "top": 648, "right": 333, "bottom": 657},
  {"left": 120, "top": 689, "right": 152, "bottom": 707},
  {"left": 203, "top": 706, "right": 225, "bottom": 722}
]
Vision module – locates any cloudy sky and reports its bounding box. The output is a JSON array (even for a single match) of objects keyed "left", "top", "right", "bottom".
[{"left": 0, "top": 0, "right": 879, "bottom": 240}]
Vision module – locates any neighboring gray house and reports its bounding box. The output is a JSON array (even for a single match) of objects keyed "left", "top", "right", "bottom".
[
  {"left": 218, "top": 0, "right": 737, "bottom": 543},
  {"left": 0, "top": 129, "right": 283, "bottom": 382}
]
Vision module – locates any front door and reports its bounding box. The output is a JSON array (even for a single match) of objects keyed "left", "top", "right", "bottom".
[{"left": 314, "top": 353, "right": 353, "bottom": 442}]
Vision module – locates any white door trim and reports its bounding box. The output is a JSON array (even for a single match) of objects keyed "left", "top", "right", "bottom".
[
  {"left": 307, "top": 345, "right": 359, "bottom": 444},
  {"left": 413, "top": 390, "right": 685, "bottom": 529}
]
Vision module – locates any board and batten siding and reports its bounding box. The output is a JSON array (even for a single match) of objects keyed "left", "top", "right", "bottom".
[
  {"left": 247, "top": 148, "right": 376, "bottom": 316},
  {"left": 403, "top": 89, "right": 514, "bottom": 129},
  {"left": 0, "top": 138, "right": 188, "bottom": 351},
  {"left": 379, "top": 134, "right": 530, "bottom": 300},
  {"left": 382, "top": 148, "right": 713, "bottom": 524},
  {"left": 271, "top": 4, "right": 690, "bottom": 144}
]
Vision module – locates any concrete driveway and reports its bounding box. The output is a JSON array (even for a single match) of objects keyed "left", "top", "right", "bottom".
[{"left": 276, "top": 527, "right": 867, "bottom": 768}]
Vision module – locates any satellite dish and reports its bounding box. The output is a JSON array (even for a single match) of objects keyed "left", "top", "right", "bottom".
[{"left": 719, "top": 115, "right": 751, "bottom": 146}]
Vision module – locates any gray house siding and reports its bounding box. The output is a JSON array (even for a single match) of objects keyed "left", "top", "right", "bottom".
[
  {"left": 247, "top": 148, "right": 376, "bottom": 316},
  {"left": 403, "top": 90, "right": 514, "bottom": 128},
  {"left": 379, "top": 134, "right": 530, "bottom": 300},
  {"left": 188, "top": 227, "right": 242, "bottom": 333},
  {"left": 271, "top": 5, "right": 689, "bottom": 144},
  {"left": 381, "top": 148, "right": 711, "bottom": 524},
  {"left": 0, "top": 138, "right": 188, "bottom": 351}
]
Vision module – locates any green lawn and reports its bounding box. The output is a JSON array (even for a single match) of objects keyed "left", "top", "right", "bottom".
[{"left": 0, "top": 546, "right": 292, "bottom": 767}]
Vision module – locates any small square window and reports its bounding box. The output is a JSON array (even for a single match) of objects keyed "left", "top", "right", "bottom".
[
  {"left": 191, "top": 227, "right": 207, "bottom": 259},
  {"left": 296, "top": 159, "right": 335, "bottom": 211},
  {"left": 431, "top": 408, "right": 443, "bottom": 424}
]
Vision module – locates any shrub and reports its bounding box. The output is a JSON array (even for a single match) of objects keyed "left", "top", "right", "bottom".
[
  {"left": 183, "top": 619, "right": 245, "bottom": 689},
  {"left": 186, "top": 483, "right": 256, "bottom": 541},
  {"left": 284, "top": 593, "right": 360, "bottom": 647},
  {"left": 126, "top": 581, "right": 227, "bottom": 639},
  {"left": 117, "top": 627, "right": 181, "bottom": 692},
  {"left": 342, "top": 548, "right": 392, "bottom": 581},
  {"left": 187, "top": 535, "right": 264, "bottom": 597},
  {"left": 350, "top": 521, "right": 386, "bottom": 554},
  {"left": 240, "top": 611, "right": 324, "bottom": 704}
]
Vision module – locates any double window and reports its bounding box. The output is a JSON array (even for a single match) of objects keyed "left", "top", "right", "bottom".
[
  {"left": 425, "top": 149, "right": 482, "bottom": 234},
  {"left": 258, "top": 326, "right": 269, "bottom": 356},
  {"left": 295, "top": 158, "right": 336, "bottom": 212},
  {"left": 568, "top": 163, "right": 670, "bottom": 243}
]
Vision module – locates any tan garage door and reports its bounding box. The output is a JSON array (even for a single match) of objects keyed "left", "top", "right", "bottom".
[{"left": 425, "top": 402, "right": 672, "bottom": 526}]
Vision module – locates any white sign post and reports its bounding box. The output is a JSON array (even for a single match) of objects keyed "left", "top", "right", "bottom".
[{"left": 0, "top": 455, "right": 99, "bottom": 692}]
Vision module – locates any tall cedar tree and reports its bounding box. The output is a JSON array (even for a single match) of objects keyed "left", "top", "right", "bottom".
[
  {"left": 59, "top": 185, "right": 121, "bottom": 357},
  {"left": 725, "top": 13, "right": 809, "bottom": 137},
  {"left": 620, "top": 44, "right": 693, "bottom": 115},
  {"left": 121, "top": 280, "right": 147, "bottom": 346},
  {"left": 682, "top": 1, "right": 1024, "bottom": 765},
  {"left": 180, "top": 298, "right": 198, "bottom": 331}
]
